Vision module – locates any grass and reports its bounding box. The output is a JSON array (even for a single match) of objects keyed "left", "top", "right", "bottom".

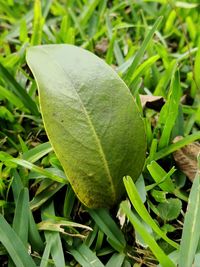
[{"left": 0, "top": 0, "right": 200, "bottom": 266}]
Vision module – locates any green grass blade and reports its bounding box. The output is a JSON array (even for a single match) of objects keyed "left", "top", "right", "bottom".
[
  {"left": 89, "top": 209, "right": 126, "bottom": 252},
  {"left": 121, "top": 201, "right": 176, "bottom": 267},
  {"left": 0, "top": 63, "right": 39, "bottom": 115},
  {"left": 123, "top": 176, "right": 179, "bottom": 249},
  {"left": 129, "top": 55, "right": 160, "bottom": 87},
  {"left": 105, "top": 253, "right": 125, "bottom": 267},
  {"left": 153, "top": 131, "right": 200, "bottom": 161},
  {"left": 31, "top": 0, "right": 44, "bottom": 45},
  {"left": 8, "top": 188, "right": 29, "bottom": 267},
  {"left": 0, "top": 215, "right": 36, "bottom": 267},
  {"left": 68, "top": 7, "right": 87, "bottom": 40},
  {"left": 41, "top": 201, "right": 66, "bottom": 267},
  {"left": 194, "top": 42, "right": 200, "bottom": 90},
  {"left": 179, "top": 155, "right": 200, "bottom": 267},
  {"left": 28, "top": 210, "right": 44, "bottom": 252},
  {"left": 13, "top": 188, "right": 29, "bottom": 246},
  {"left": 80, "top": 0, "right": 100, "bottom": 26},
  {"left": 63, "top": 185, "right": 76, "bottom": 218},
  {"left": 30, "top": 181, "right": 64, "bottom": 211},
  {"left": 39, "top": 236, "right": 52, "bottom": 267},
  {"left": 0, "top": 85, "right": 24, "bottom": 109},
  {"left": 22, "top": 142, "right": 52, "bottom": 163},
  {"left": 12, "top": 173, "right": 44, "bottom": 251},
  {"left": 11, "top": 170, "right": 24, "bottom": 203},
  {"left": 147, "top": 161, "right": 175, "bottom": 193},
  {"left": 106, "top": 13, "right": 124, "bottom": 66},
  {"left": 158, "top": 71, "right": 182, "bottom": 149},
  {"left": 154, "top": 59, "right": 177, "bottom": 96},
  {"left": 124, "top": 16, "right": 162, "bottom": 85},
  {"left": 70, "top": 243, "right": 105, "bottom": 267},
  {"left": 10, "top": 158, "right": 67, "bottom": 184}
]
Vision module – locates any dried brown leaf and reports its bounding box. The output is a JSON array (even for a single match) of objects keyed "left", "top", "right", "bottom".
[
  {"left": 173, "top": 136, "right": 200, "bottom": 182},
  {"left": 139, "top": 94, "right": 165, "bottom": 111},
  {"left": 95, "top": 38, "right": 108, "bottom": 54}
]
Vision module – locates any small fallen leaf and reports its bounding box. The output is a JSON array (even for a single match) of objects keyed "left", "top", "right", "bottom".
[
  {"left": 95, "top": 38, "right": 108, "bottom": 54},
  {"left": 173, "top": 136, "right": 200, "bottom": 182},
  {"left": 139, "top": 94, "right": 165, "bottom": 110}
]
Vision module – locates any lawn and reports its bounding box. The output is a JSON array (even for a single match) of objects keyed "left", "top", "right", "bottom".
[{"left": 0, "top": 0, "right": 200, "bottom": 266}]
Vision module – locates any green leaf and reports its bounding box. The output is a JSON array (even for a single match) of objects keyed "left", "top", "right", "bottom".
[
  {"left": 0, "top": 215, "right": 36, "bottom": 267},
  {"left": 26, "top": 44, "right": 146, "bottom": 208},
  {"left": 179, "top": 156, "right": 200, "bottom": 267},
  {"left": 157, "top": 198, "right": 182, "bottom": 221}
]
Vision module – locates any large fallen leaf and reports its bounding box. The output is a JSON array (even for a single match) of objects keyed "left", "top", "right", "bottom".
[{"left": 26, "top": 44, "right": 146, "bottom": 208}]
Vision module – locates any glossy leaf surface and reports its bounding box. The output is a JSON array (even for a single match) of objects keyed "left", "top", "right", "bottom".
[{"left": 26, "top": 44, "right": 146, "bottom": 208}]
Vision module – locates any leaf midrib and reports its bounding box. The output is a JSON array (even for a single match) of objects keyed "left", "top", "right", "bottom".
[{"left": 39, "top": 47, "right": 116, "bottom": 203}]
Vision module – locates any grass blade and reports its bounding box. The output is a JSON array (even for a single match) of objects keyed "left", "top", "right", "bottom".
[
  {"left": 30, "top": 181, "right": 64, "bottom": 211},
  {"left": 105, "top": 253, "right": 125, "bottom": 267},
  {"left": 31, "top": 0, "right": 44, "bottom": 45},
  {"left": 39, "top": 239, "right": 51, "bottom": 267},
  {"left": 11, "top": 169, "right": 24, "bottom": 203},
  {"left": 0, "top": 215, "right": 36, "bottom": 267},
  {"left": 194, "top": 42, "right": 200, "bottom": 90},
  {"left": 123, "top": 176, "right": 179, "bottom": 249},
  {"left": 22, "top": 142, "right": 52, "bottom": 163},
  {"left": 129, "top": 55, "right": 160, "bottom": 89},
  {"left": 41, "top": 202, "right": 66, "bottom": 267},
  {"left": 179, "top": 155, "right": 200, "bottom": 267},
  {"left": 10, "top": 158, "right": 67, "bottom": 184},
  {"left": 154, "top": 59, "right": 177, "bottom": 96},
  {"left": 158, "top": 71, "right": 182, "bottom": 149},
  {"left": 8, "top": 188, "right": 29, "bottom": 267},
  {"left": 0, "top": 85, "right": 24, "bottom": 109},
  {"left": 28, "top": 209, "right": 44, "bottom": 252},
  {"left": 70, "top": 243, "right": 105, "bottom": 267},
  {"left": 0, "top": 63, "right": 39, "bottom": 115},
  {"left": 153, "top": 131, "right": 200, "bottom": 161},
  {"left": 89, "top": 209, "right": 126, "bottom": 252},
  {"left": 13, "top": 188, "right": 29, "bottom": 246},
  {"left": 147, "top": 161, "right": 175, "bottom": 193},
  {"left": 124, "top": 16, "right": 162, "bottom": 85},
  {"left": 106, "top": 13, "right": 124, "bottom": 66},
  {"left": 121, "top": 201, "right": 176, "bottom": 267},
  {"left": 80, "top": 0, "right": 100, "bottom": 26}
]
